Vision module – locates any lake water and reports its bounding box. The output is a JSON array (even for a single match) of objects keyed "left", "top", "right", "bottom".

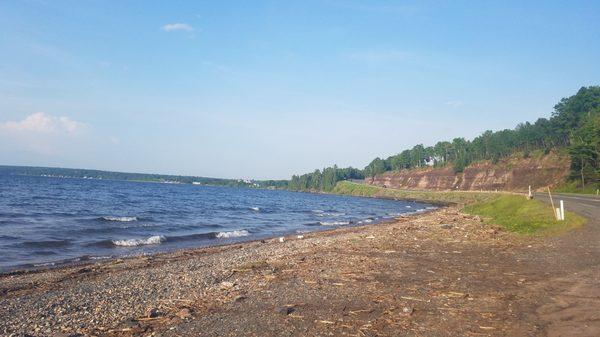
[{"left": 0, "top": 174, "right": 433, "bottom": 271}]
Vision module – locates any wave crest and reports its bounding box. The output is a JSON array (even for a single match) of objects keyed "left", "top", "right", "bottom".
[
  {"left": 101, "top": 216, "right": 138, "bottom": 222},
  {"left": 112, "top": 235, "right": 164, "bottom": 247},
  {"left": 216, "top": 230, "right": 249, "bottom": 238},
  {"left": 319, "top": 221, "right": 350, "bottom": 226}
]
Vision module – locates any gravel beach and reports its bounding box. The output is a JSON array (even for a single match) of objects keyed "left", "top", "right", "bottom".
[{"left": 2, "top": 206, "right": 599, "bottom": 336}]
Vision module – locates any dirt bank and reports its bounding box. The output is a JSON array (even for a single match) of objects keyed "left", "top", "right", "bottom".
[{"left": 366, "top": 151, "right": 569, "bottom": 192}]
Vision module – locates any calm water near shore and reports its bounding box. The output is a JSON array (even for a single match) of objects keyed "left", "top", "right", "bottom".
[{"left": 0, "top": 174, "right": 433, "bottom": 271}]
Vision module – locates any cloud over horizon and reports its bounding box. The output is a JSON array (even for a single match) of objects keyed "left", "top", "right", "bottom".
[
  {"left": 0, "top": 112, "right": 87, "bottom": 156},
  {"left": 1, "top": 112, "right": 85, "bottom": 134}
]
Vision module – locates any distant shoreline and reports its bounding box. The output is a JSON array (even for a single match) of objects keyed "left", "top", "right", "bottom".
[{"left": 0, "top": 164, "right": 287, "bottom": 189}]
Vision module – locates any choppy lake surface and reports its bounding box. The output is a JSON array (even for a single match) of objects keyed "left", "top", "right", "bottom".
[{"left": 0, "top": 174, "right": 434, "bottom": 271}]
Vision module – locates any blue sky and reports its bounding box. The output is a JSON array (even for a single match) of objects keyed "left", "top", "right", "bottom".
[{"left": 1, "top": 1, "right": 599, "bottom": 179}]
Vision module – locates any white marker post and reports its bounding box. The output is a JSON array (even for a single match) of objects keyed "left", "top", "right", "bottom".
[
  {"left": 560, "top": 200, "right": 565, "bottom": 221},
  {"left": 528, "top": 185, "right": 532, "bottom": 199}
]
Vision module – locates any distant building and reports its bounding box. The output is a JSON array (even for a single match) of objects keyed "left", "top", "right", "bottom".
[
  {"left": 424, "top": 156, "right": 435, "bottom": 167},
  {"left": 423, "top": 156, "right": 443, "bottom": 167}
]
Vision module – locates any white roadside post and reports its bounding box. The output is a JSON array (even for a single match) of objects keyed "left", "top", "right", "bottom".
[
  {"left": 560, "top": 200, "right": 565, "bottom": 221},
  {"left": 528, "top": 185, "right": 532, "bottom": 199}
]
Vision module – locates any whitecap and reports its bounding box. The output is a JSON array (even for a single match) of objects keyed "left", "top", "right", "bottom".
[
  {"left": 314, "top": 211, "right": 346, "bottom": 217},
  {"left": 250, "top": 207, "right": 260, "bottom": 211},
  {"left": 112, "top": 235, "right": 164, "bottom": 247},
  {"left": 329, "top": 212, "right": 345, "bottom": 217},
  {"left": 102, "top": 216, "right": 138, "bottom": 222},
  {"left": 319, "top": 221, "right": 350, "bottom": 226},
  {"left": 216, "top": 230, "right": 249, "bottom": 238}
]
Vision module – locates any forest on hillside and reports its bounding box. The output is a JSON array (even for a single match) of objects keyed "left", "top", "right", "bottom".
[{"left": 288, "top": 86, "right": 600, "bottom": 192}]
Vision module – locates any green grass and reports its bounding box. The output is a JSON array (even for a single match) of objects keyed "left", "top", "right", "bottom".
[
  {"left": 332, "top": 181, "right": 497, "bottom": 205},
  {"left": 554, "top": 180, "right": 600, "bottom": 195},
  {"left": 463, "top": 195, "right": 586, "bottom": 235},
  {"left": 333, "top": 181, "right": 586, "bottom": 235}
]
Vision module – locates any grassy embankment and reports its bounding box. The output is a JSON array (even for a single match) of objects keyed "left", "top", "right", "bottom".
[
  {"left": 333, "top": 181, "right": 586, "bottom": 235},
  {"left": 555, "top": 180, "right": 600, "bottom": 195}
]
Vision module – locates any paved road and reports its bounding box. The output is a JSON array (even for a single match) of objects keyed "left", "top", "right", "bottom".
[{"left": 535, "top": 192, "right": 600, "bottom": 219}]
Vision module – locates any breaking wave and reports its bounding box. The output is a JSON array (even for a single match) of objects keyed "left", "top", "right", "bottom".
[
  {"left": 319, "top": 221, "right": 350, "bottom": 226},
  {"left": 101, "top": 216, "right": 138, "bottom": 222},
  {"left": 216, "top": 230, "right": 250, "bottom": 238},
  {"left": 112, "top": 235, "right": 164, "bottom": 247}
]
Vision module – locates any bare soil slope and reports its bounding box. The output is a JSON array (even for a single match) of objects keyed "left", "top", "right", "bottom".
[{"left": 367, "top": 152, "right": 569, "bottom": 192}]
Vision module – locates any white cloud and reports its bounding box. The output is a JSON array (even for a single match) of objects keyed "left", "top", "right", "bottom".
[
  {"left": 444, "top": 100, "right": 464, "bottom": 108},
  {"left": 0, "top": 113, "right": 88, "bottom": 157},
  {"left": 1, "top": 112, "right": 85, "bottom": 135},
  {"left": 161, "top": 23, "right": 194, "bottom": 32}
]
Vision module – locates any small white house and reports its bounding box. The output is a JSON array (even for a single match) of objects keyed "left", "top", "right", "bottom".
[
  {"left": 424, "top": 156, "right": 435, "bottom": 167},
  {"left": 423, "top": 156, "right": 443, "bottom": 167}
]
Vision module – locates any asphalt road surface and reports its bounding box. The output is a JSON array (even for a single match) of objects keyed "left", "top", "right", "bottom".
[{"left": 535, "top": 192, "right": 599, "bottom": 219}]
